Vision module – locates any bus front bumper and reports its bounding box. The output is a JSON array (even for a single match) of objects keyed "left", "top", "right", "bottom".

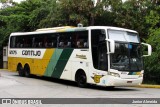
[{"left": 104, "top": 76, "right": 143, "bottom": 87}]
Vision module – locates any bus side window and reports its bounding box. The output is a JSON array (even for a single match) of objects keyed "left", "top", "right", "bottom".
[
  {"left": 33, "top": 35, "right": 43, "bottom": 48},
  {"left": 32, "top": 37, "right": 36, "bottom": 48},
  {"left": 67, "top": 41, "right": 71, "bottom": 47},
  {"left": 75, "top": 31, "right": 88, "bottom": 48},
  {"left": 77, "top": 39, "right": 84, "bottom": 48},
  {"left": 58, "top": 34, "right": 64, "bottom": 48},
  {"left": 10, "top": 36, "right": 16, "bottom": 48},
  {"left": 59, "top": 41, "right": 64, "bottom": 47},
  {"left": 15, "top": 36, "right": 24, "bottom": 48},
  {"left": 66, "top": 36, "right": 71, "bottom": 48},
  {"left": 16, "top": 43, "right": 20, "bottom": 48},
  {"left": 84, "top": 41, "right": 88, "bottom": 48},
  {"left": 45, "top": 34, "right": 57, "bottom": 48},
  {"left": 44, "top": 36, "right": 49, "bottom": 48},
  {"left": 58, "top": 34, "right": 69, "bottom": 48}
]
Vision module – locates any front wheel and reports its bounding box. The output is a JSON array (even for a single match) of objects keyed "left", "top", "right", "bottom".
[{"left": 76, "top": 71, "right": 87, "bottom": 88}]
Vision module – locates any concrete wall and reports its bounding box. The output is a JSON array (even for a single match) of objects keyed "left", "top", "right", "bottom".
[
  {"left": 3, "top": 46, "right": 8, "bottom": 69},
  {"left": 3, "top": 61, "right": 8, "bottom": 69}
]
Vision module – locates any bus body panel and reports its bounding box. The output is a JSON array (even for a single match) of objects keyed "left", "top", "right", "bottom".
[{"left": 69, "top": 49, "right": 90, "bottom": 82}]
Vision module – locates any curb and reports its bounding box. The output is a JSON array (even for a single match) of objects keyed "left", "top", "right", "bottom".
[
  {"left": 136, "top": 84, "right": 160, "bottom": 89},
  {"left": 0, "top": 69, "right": 8, "bottom": 70}
]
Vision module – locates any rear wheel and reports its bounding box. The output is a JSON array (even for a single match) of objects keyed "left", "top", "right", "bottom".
[
  {"left": 76, "top": 71, "right": 87, "bottom": 88},
  {"left": 17, "top": 64, "right": 25, "bottom": 77},
  {"left": 24, "top": 65, "right": 30, "bottom": 77}
]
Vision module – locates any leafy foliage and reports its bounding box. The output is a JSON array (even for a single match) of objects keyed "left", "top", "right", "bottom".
[{"left": 143, "top": 6, "right": 160, "bottom": 84}]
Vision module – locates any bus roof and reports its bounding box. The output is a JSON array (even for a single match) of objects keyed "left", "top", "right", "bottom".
[{"left": 10, "top": 26, "right": 137, "bottom": 36}]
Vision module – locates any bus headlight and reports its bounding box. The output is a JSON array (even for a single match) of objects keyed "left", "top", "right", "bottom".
[{"left": 108, "top": 72, "right": 120, "bottom": 77}]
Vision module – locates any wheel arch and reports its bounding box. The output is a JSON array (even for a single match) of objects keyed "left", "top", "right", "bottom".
[{"left": 75, "top": 69, "right": 87, "bottom": 82}]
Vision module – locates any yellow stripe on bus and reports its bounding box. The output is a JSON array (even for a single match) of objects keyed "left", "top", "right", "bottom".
[
  {"left": 29, "top": 49, "right": 55, "bottom": 76},
  {"left": 8, "top": 49, "right": 55, "bottom": 76}
]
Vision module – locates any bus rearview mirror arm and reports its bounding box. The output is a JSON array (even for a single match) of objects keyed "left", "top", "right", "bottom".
[
  {"left": 141, "top": 42, "right": 152, "bottom": 57},
  {"left": 106, "top": 39, "right": 115, "bottom": 54}
]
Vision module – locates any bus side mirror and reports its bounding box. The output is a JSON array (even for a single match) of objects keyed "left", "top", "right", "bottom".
[
  {"left": 141, "top": 42, "right": 152, "bottom": 57},
  {"left": 106, "top": 39, "right": 115, "bottom": 54}
]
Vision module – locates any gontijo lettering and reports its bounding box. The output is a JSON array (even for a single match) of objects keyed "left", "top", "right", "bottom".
[{"left": 22, "top": 50, "right": 41, "bottom": 56}]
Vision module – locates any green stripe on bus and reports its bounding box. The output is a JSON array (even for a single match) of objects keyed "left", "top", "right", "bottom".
[
  {"left": 44, "top": 49, "right": 63, "bottom": 76},
  {"left": 51, "top": 49, "right": 73, "bottom": 78}
]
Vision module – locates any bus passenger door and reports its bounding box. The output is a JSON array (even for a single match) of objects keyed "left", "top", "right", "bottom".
[{"left": 89, "top": 29, "right": 108, "bottom": 84}]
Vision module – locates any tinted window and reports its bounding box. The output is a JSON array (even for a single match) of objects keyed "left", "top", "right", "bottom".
[
  {"left": 10, "top": 36, "right": 16, "bottom": 48},
  {"left": 10, "top": 31, "right": 89, "bottom": 49}
]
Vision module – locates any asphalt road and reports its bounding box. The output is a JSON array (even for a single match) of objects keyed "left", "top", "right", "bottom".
[{"left": 0, "top": 70, "right": 159, "bottom": 107}]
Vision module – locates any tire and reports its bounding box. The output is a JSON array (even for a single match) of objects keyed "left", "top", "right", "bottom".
[
  {"left": 24, "top": 65, "right": 30, "bottom": 78},
  {"left": 17, "top": 65, "right": 25, "bottom": 77},
  {"left": 76, "top": 71, "right": 87, "bottom": 88}
]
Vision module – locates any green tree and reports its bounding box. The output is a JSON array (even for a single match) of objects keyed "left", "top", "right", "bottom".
[
  {"left": 40, "top": 0, "right": 104, "bottom": 27},
  {"left": 0, "top": 0, "right": 52, "bottom": 42},
  {"left": 143, "top": 5, "right": 160, "bottom": 84},
  {"left": 113, "top": 0, "right": 150, "bottom": 38},
  {"left": 94, "top": 0, "right": 122, "bottom": 26}
]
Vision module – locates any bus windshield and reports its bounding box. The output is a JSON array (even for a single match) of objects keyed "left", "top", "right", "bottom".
[
  {"left": 110, "top": 42, "right": 143, "bottom": 72},
  {"left": 108, "top": 30, "right": 143, "bottom": 72}
]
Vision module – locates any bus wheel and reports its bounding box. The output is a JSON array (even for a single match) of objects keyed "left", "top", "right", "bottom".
[
  {"left": 17, "top": 64, "right": 25, "bottom": 77},
  {"left": 24, "top": 65, "right": 30, "bottom": 78},
  {"left": 76, "top": 71, "right": 87, "bottom": 88}
]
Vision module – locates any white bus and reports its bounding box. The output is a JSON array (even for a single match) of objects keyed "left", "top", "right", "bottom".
[{"left": 8, "top": 26, "right": 152, "bottom": 87}]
